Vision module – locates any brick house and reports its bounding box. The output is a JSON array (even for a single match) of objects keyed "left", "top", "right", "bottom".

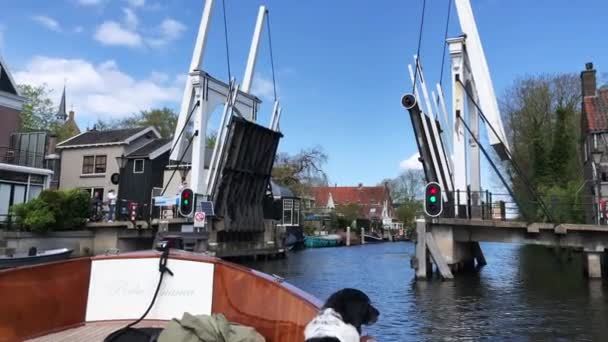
[
  {"left": 581, "top": 62, "right": 608, "bottom": 224},
  {"left": 0, "top": 54, "right": 54, "bottom": 224},
  {"left": 311, "top": 183, "right": 399, "bottom": 228}
]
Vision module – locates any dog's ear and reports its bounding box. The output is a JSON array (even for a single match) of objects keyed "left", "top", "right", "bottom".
[{"left": 364, "top": 304, "right": 379, "bottom": 325}]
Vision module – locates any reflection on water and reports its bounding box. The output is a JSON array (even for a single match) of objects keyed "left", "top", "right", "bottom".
[{"left": 241, "top": 242, "right": 608, "bottom": 341}]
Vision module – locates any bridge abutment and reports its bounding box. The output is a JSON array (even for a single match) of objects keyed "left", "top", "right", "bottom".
[
  {"left": 413, "top": 218, "right": 608, "bottom": 281},
  {"left": 413, "top": 220, "right": 483, "bottom": 280}
]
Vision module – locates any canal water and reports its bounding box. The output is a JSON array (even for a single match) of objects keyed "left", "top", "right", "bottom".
[{"left": 243, "top": 242, "right": 608, "bottom": 341}]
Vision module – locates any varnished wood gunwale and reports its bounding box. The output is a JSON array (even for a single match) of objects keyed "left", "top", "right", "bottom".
[
  {"left": 0, "top": 258, "right": 91, "bottom": 341},
  {"left": 0, "top": 250, "right": 322, "bottom": 342}
]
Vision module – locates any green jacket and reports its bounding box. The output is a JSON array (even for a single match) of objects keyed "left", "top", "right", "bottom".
[{"left": 158, "top": 312, "right": 266, "bottom": 342}]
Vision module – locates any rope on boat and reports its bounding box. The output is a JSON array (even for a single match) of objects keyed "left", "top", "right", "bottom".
[{"left": 104, "top": 244, "right": 174, "bottom": 342}]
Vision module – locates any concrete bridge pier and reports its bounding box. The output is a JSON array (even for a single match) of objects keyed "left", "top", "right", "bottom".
[
  {"left": 583, "top": 249, "right": 604, "bottom": 279},
  {"left": 413, "top": 219, "right": 485, "bottom": 280}
]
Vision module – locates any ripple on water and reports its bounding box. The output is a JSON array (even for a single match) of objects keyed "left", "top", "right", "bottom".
[{"left": 241, "top": 242, "right": 608, "bottom": 342}]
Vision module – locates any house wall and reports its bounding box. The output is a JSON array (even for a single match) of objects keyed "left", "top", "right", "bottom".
[
  {"left": 118, "top": 152, "right": 169, "bottom": 218},
  {"left": 581, "top": 132, "right": 608, "bottom": 224},
  {"left": 0, "top": 105, "right": 20, "bottom": 148},
  {"left": 59, "top": 145, "right": 125, "bottom": 195}
]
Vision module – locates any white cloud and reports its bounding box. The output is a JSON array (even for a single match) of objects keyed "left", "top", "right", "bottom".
[
  {"left": 251, "top": 73, "right": 277, "bottom": 101},
  {"left": 159, "top": 19, "right": 185, "bottom": 40},
  {"left": 146, "top": 18, "right": 186, "bottom": 47},
  {"left": 126, "top": 0, "right": 145, "bottom": 7},
  {"left": 149, "top": 71, "right": 169, "bottom": 83},
  {"left": 123, "top": 8, "right": 138, "bottom": 30},
  {"left": 94, "top": 11, "right": 184, "bottom": 49},
  {"left": 94, "top": 21, "right": 142, "bottom": 47},
  {"left": 31, "top": 15, "right": 61, "bottom": 32},
  {"left": 76, "top": 0, "right": 104, "bottom": 5},
  {"left": 400, "top": 153, "right": 423, "bottom": 171},
  {"left": 14, "top": 56, "right": 181, "bottom": 119}
]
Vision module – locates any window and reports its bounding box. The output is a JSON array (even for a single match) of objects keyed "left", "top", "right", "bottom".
[
  {"left": 82, "top": 155, "right": 107, "bottom": 174},
  {"left": 82, "top": 156, "right": 94, "bottom": 174},
  {"left": 133, "top": 159, "right": 145, "bottom": 173},
  {"left": 282, "top": 199, "right": 300, "bottom": 226},
  {"left": 293, "top": 200, "right": 300, "bottom": 225},
  {"left": 82, "top": 187, "right": 104, "bottom": 200},
  {"left": 95, "top": 155, "right": 107, "bottom": 173},
  {"left": 283, "top": 199, "right": 293, "bottom": 225}
]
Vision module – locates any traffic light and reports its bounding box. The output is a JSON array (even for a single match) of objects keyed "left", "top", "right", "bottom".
[
  {"left": 179, "top": 188, "right": 194, "bottom": 217},
  {"left": 424, "top": 182, "right": 442, "bottom": 217}
]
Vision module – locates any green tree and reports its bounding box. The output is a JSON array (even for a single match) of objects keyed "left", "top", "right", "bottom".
[
  {"left": 17, "top": 84, "right": 56, "bottom": 132},
  {"left": 97, "top": 107, "right": 179, "bottom": 138},
  {"left": 501, "top": 73, "right": 583, "bottom": 222},
  {"left": 382, "top": 169, "right": 424, "bottom": 230},
  {"left": 206, "top": 131, "right": 217, "bottom": 149},
  {"left": 335, "top": 203, "right": 361, "bottom": 224},
  {"left": 395, "top": 200, "right": 422, "bottom": 231}
]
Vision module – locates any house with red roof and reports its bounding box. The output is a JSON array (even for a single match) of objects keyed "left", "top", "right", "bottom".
[
  {"left": 581, "top": 62, "right": 608, "bottom": 224},
  {"left": 311, "top": 183, "right": 399, "bottom": 228}
]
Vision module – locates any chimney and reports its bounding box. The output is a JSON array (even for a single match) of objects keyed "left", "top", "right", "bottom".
[
  {"left": 581, "top": 62, "right": 597, "bottom": 97},
  {"left": 68, "top": 110, "right": 75, "bottom": 121}
]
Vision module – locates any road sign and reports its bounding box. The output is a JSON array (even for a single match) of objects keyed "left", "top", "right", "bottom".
[{"left": 194, "top": 211, "right": 206, "bottom": 228}]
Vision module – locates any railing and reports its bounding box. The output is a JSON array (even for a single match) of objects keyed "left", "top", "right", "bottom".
[
  {"left": 441, "top": 190, "right": 514, "bottom": 221},
  {"left": 89, "top": 199, "right": 150, "bottom": 222},
  {"left": 0, "top": 146, "right": 46, "bottom": 169}
]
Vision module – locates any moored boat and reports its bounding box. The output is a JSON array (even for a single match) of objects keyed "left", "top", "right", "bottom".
[
  {"left": 363, "top": 233, "right": 384, "bottom": 243},
  {"left": 0, "top": 248, "right": 73, "bottom": 269},
  {"left": 304, "top": 234, "right": 342, "bottom": 248}
]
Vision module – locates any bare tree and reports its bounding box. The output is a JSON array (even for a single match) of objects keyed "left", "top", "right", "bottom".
[
  {"left": 383, "top": 169, "right": 425, "bottom": 203},
  {"left": 272, "top": 146, "right": 329, "bottom": 196}
]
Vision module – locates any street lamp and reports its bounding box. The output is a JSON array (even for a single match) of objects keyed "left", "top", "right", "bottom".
[
  {"left": 592, "top": 149, "right": 603, "bottom": 224},
  {"left": 115, "top": 154, "right": 128, "bottom": 170},
  {"left": 592, "top": 150, "right": 603, "bottom": 165},
  {"left": 178, "top": 166, "right": 189, "bottom": 180}
]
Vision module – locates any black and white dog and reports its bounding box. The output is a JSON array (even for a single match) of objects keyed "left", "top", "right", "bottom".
[{"left": 304, "top": 288, "right": 379, "bottom": 342}]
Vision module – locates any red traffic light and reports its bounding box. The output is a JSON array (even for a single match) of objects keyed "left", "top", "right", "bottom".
[
  {"left": 424, "top": 182, "right": 443, "bottom": 217},
  {"left": 179, "top": 188, "right": 194, "bottom": 217}
]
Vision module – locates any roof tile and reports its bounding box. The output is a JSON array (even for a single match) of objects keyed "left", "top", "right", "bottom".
[
  {"left": 58, "top": 127, "right": 148, "bottom": 147},
  {"left": 584, "top": 88, "right": 608, "bottom": 132}
]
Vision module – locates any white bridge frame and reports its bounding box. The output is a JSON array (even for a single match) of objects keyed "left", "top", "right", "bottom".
[
  {"left": 170, "top": 0, "right": 283, "bottom": 197},
  {"left": 404, "top": 0, "right": 511, "bottom": 218}
]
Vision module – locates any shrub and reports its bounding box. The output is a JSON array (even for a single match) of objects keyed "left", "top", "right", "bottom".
[
  {"left": 11, "top": 198, "right": 56, "bottom": 233},
  {"left": 10, "top": 189, "right": 90, "bottom": 232}
]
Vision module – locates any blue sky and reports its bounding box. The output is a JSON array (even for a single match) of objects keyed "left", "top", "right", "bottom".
[{"left": 1, "top": 0, "right": 607, "bottom": 187}]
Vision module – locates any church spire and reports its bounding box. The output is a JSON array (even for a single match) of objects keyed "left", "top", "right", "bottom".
[{"left": 56, "top": 85, "right": 67, "bottom": 121}]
